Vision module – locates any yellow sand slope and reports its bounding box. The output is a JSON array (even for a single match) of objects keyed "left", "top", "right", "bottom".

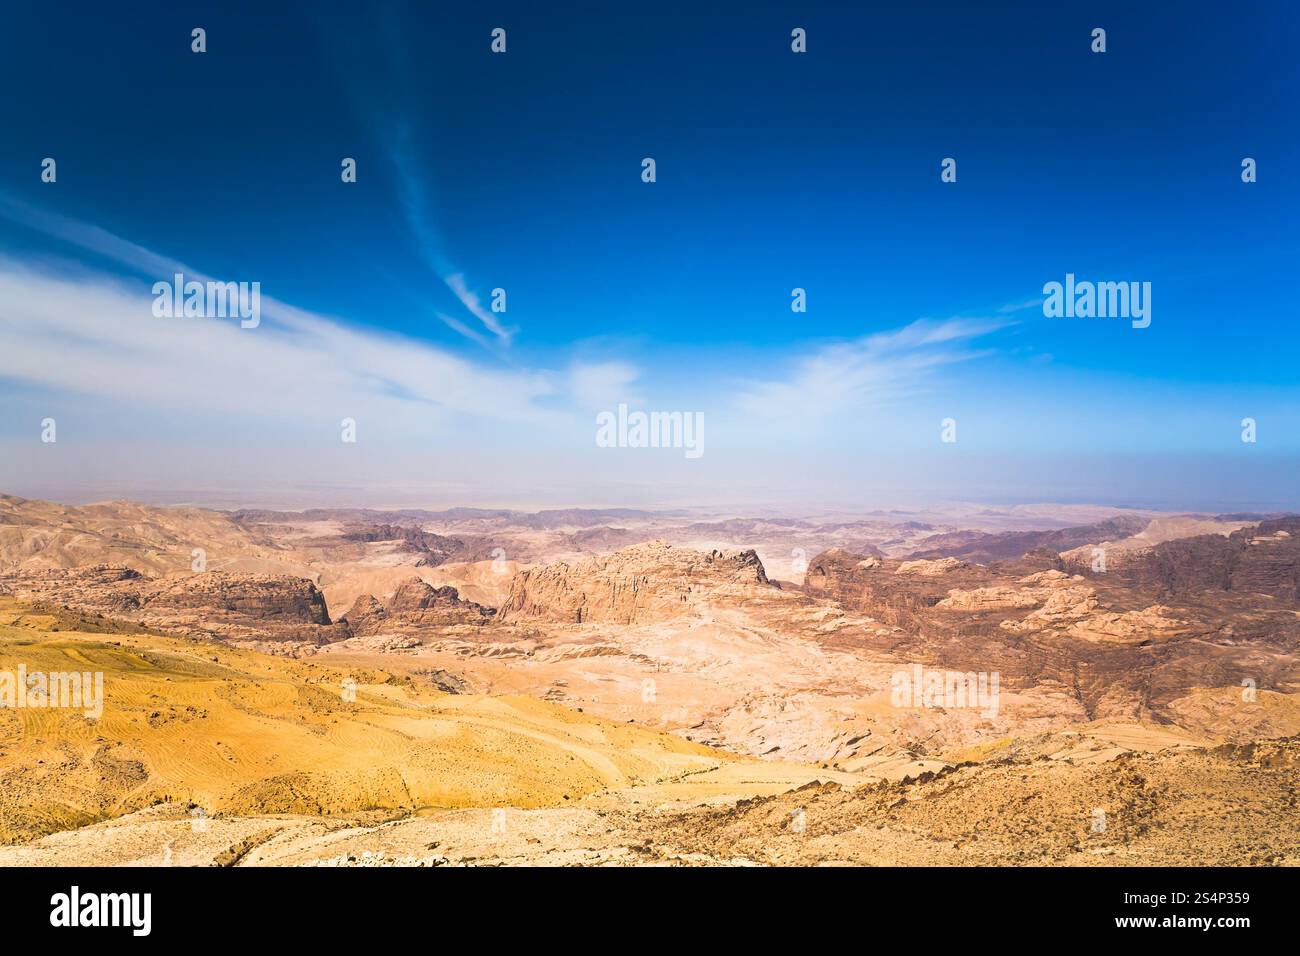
[{"left": 0, "top": 599, "right": 738, "bottom": 843}]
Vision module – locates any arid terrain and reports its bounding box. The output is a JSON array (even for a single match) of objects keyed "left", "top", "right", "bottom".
[{"left": 0, "top": 492, "right": 1297, "bottom": 866}]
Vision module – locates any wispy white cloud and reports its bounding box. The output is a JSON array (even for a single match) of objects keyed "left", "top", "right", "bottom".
[
  {"left": 444, "top": 272, "right": 510, "bottom": 344},
  {"left": 998, "top": 297, "right": 1044, "bottom": 314},
  {"left": 732, "top": 316, "right": 1008, "bottom": 422},
  {"left": 0, "top": 199, "right": 608, "bottom": 429},
  {"left": 566, "top": 361, "right": 643, "bottom": 411},
  {"left": 0, "top": 259, "right": 552, "bottom": 428},
  {"left": 434, "top": 311, "right": 491, "bottom": 348},
  {"left": 389, "top": 132, "right": 513, "bottom": 347}
]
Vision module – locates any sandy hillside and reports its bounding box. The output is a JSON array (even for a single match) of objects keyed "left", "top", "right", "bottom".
[
  {"left": 2, "top": 598, "right": 850, "bottom": 845},
  {"left": 4, "top": 730, "right": 1294, "bottom": 867}
]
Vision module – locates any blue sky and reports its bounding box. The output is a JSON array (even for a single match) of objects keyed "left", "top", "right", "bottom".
[{"left": 0, "top": 1, "right": 1297, "bottom": 510}]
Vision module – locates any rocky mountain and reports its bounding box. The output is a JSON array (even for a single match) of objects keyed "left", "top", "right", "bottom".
[
  {"left": 497, "top": 540, "right": 773, "bottom": 624},
  {"left": 0, "top": 493, "right": 278, "bottom": 575},
  {"left": 0, "top": 566, "right": 348, "bottom": 645},
  {"left": 1085, "top": 517, "right": 1300, "bottom": 603},
  {"left": 340, "top": 524, "right": 467, "bottom": 563},
  {"left": 341, "top": 578, "right": 493, "bottom": 636},
  {"left": 803, "top": 542, "right": 1300, "bottom": 725},
  {"left": 904, "top": 514, "right": 1152, "bottom": 564}
]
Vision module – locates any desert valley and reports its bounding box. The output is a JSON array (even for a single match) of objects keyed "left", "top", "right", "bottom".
[{"left": 0, "top": 491, "right": 1295, "bottom": 866}]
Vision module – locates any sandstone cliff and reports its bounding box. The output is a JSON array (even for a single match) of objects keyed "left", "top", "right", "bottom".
[
  {"left": 498, "top": 540, "right": 773, "bottom": 624},
  {"left": 802, "top": 544, "right": 1300, "bottom": 724},
  {"left": 0, "top": 566, "right": 348, "bottom": 644},
  {"left": 1090, "top": 517, "right": 1300, "bottom": 603},
  {"left": 340, "top": 578, "right": 493, "bottom": 636}
]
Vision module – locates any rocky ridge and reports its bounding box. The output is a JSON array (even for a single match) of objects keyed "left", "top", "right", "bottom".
[
  {"left": 497, "top": 540, "right": 774, "bottom": 624},
  {"left": 0, "top": 566, "right": 348, "bottom": 644}
]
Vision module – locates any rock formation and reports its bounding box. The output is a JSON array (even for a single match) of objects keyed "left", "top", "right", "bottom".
[
  {"left": 1087, "top": 517, "right": 1300, "bottom": 604},
  {"left": 0, "top": 566, "right": 348, "bottom": 645},
  {"left": 340, "top": 579, "right": 493, "bottom": 636},
  {"left": 802, "top": 543, "right": 1300, "bottom": 722},
  {"left": 498, "top": 540, "right": 773, "bottom": 624},
  {"left": 905, "top": 514, "right": 1152, "bottom": 563}
]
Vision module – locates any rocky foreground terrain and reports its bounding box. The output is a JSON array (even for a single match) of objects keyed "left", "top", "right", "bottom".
[{"left": 0, "top": 493, "right": 1297, "bottom": 865}]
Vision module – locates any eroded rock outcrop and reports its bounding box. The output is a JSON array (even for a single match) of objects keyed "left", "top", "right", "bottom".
[
  {"left": 905, "top": 514, "right": 1152, "bottom": 564},
  {"left": 339, "top": 594, "right": 387, "bottom": 634},
  {"left": 340, "top": 579, "right": 493, "bottom": 636},
  {"left": 0, "top": 566, "right": 348, "bottom": 644},
  {"left": 1090, "top": 517, "right": 1300, "bottom": 604},
  {"left": 895, "top": 557, "right": 970, "bottom": 576},
  {"left": 801, "top": 543, "right": 1300, "bottom": 723},
  {"left": 497, "top": 541, "right": 774, "bottom": 624}
]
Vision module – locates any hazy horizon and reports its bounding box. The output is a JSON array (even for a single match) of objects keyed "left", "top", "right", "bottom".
[{"left": 3, "top": 479, "right": 1296, "bottom": 518}]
